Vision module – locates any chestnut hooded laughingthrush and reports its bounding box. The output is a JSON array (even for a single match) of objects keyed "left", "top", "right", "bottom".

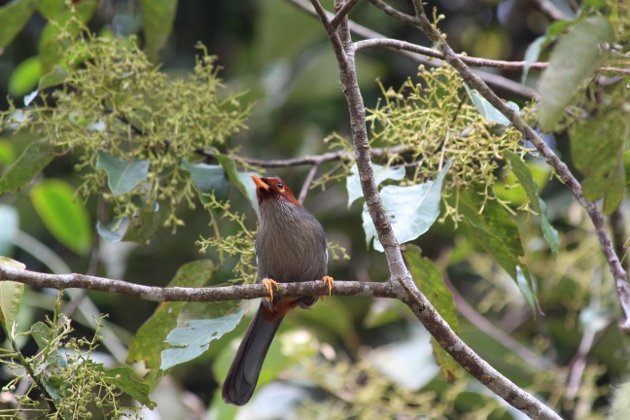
[{"left": 222, "top": 175, "right": 333, "bottom": 405}]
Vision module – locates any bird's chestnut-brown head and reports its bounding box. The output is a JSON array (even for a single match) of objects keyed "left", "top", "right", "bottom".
[{"left": 251, "top": 175, "right": 300, "bottom": 206}]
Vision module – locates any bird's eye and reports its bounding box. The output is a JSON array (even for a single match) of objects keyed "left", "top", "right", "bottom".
[{"left": 276, "top": 182, "right": 285, "bottom": 192}]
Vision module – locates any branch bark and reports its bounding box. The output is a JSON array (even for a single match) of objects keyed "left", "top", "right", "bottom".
[
  {"left": 307, "top": 0, "right": 562, "bottom": 418},
  {"left": 0, "top": 265, "right": 399, "bottom": 302}
]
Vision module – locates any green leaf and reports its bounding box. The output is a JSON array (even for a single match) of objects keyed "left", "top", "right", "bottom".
[
  {"left": 458, "top": 192, "right": 538, "bottom": 312},
  {"left": 127, "top": 260, "right": 216, "bottom": 388},
  {"left": 0, "top": 139, "right": 15, "bottom": 164},
  {"left": 0, "top": 257, "right": 26, "bottom": 332},
  {"left": 602, "top": 155, "right": 625, "bottom": 214},
  {"left": 104, "top": 366, "right": 156, "bottom": 409},
  {"left": 30, "top": 321, "right": 52, "bottom": 349},
  {"left": 404, "top": 245, "right": 459, "bottom": 381},
  {"left": 346, "top": 162, "right": 405, "bottom": 207},
  {"left": 122, "top": 206, "right": 168, "bottom": 244},
  {"left": 521, "top": 36, "right": 545, "bottom": 84},
  {"left": 538, "top": 198, "right": 560, "bottom": 256},
  {"left": 515, "top": 266, "right": 537, "bottom": 315},
  {"left": 537, "top": 16, "right": 614, "bottom": 132},
  {"left": 37, "top": 0, "right": 65, "bottom": 20},
  {"left": 0, "top": 0, "right": 39, "bottom": 48},
  {"left": 96, "top": 151, "right": 150, "bottom": 195},
  {"left": 504, "top": 152, "right": 559, "bottom": 254},
  {"left": 30, "top": 179, "right": 92, "bottom": 254},
  {"left": 8, "top": 56, "right": 41, "bottom": 97},
  {"left": 181, "top": 159, "right": 229, "bottom": 202},
  {"left": 215, "top": 153, "right": 250, "bottom": 200},
  {"left": 624, "top": 150, "right": 630, "bottom": 186},
  {"left": 0, "top": 140, "right": 56, "bottom": 194},
  {"left": 160, "top": 310, "right": 244, "bottom": 371},
  {"left": 464, "top": 85, "right": 519, "bottom": 126},
  {"left": 141, "top": 0, "right": 178, "bottom": 61},
  {"left": 38, "top": 64, "right": 67, "bottom": 90},
  {"left": 571, "top": 85, "right": 629, "bottom": 213},
  {"left": 363, "top": 160, "right": 451, "bottom": 252}
]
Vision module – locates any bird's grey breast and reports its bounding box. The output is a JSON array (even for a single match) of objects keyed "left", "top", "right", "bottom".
[{"left": 256, "top": 202, "right": 327, "bottom": 283}]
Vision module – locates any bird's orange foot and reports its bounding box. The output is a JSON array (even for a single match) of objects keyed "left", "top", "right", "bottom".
[
  {"left": 320, "top": 275, "right": 334, "bottom": 300},
  {"left": 262, "top": 278, "right": 279, "bottom": 302}
]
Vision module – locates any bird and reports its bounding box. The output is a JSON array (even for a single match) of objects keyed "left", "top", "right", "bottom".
[{"left": 221, "top": 175, "right": 334, "bottom": 406}]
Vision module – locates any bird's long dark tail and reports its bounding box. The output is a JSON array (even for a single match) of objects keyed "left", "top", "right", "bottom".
[{"left": 222, "top": 303, "right": 284, "bottom": 405}]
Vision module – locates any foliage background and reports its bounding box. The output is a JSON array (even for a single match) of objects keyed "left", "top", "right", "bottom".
[{"left": 0, "top": 0, "right": 628, "bottom": 419}]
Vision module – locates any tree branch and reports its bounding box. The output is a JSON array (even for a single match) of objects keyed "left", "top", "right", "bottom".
[
  {"left": 368, "top": 0, "right": 630, "bottom": 331},
  {"left": 0, "top": 265, "right": 399, "bottom": 302},
  {"left": 307, "top": 0, "right": 562, "bottom": 418},
  {"left": 355, "top": 38, "right": 548, "bottom": 71},
  {"left": 298, "top": 163, "right": 320, "bottom": 204},
  {"left": 217, "top": 144, "right": 408, "bottom": 168}
]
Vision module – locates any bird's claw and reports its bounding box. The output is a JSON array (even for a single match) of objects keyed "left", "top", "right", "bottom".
[
  {"left": 320, "top": 275, "right": 334, "bottom": 300},
  {"left": 262, "top": 278, "right": 279, "bottom": 302}
]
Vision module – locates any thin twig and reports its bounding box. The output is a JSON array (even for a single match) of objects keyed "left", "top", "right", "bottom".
[
  {"left": 195, "top": 144, "right": 408, "bottom": 168},
  {"left": 368, "top": 0, "right": 630, "bottom": 331},
  {"left": 287, "top": 0, "right": 540, "bottom": 98},
  {"left": 355, "top": 38, "right": 550, "bottom": 71},
  {"left": 298, "top": 164, "right": 320, "bottom": 204}
]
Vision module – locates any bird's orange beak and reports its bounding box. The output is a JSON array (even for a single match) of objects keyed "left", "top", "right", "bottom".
[{"left": 251, "top": 175, "right": 269, "bottom": 191}]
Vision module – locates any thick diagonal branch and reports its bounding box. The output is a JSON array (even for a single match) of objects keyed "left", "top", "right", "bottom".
[{"left": 307, "top": 0, "right": 562, "bottom": 418}]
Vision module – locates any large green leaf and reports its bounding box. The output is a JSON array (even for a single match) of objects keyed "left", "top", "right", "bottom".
[
  {"left": 30, "top": 179, "right": 92, "bottom": 255},
  {"left": 346, "top": 162, "right": 405, "bottom": 208},
  {"left": 181, "top": 159, "right": 229, "bottom": 202},
  {"left": 160, "top": 310, "right": 244, "bottom": 371},
  {"left": 363, "top": 160, "right": 451, "bottom": 252},
  {"left": 96, "top": 151, "right": 150, "bottom": 195},
  {"left": 458, "top": 192, "right": 537, "bottom": 311},
  {"left": 0, "top": 0, "right": 39, "bottom": 48},
  {"left": 571, "top": 87, "right": 629, "bottom": 214},
  {"left": 0, "top": 140, "right": 56, "bottom": 194},
  {"left": 8, "top": 56, "right": 41, "bottom": 97},
  {"left": 141, "top": 0, "right": 178, "bottom": 61},
  {"left": 404, "top": 245, "right": 459, "bottom": 381},
  {"left": 127, "top": 260, "right": 216, "bottom": 388},
  {"left": 504, "top": 152, "right": 559, "bottom": 255},
  {"left": 0, "top": 257, "right": 26, "bottom": 333},
  {"left": 537, "top": 16, "right": 614, "bottom": 132}
]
